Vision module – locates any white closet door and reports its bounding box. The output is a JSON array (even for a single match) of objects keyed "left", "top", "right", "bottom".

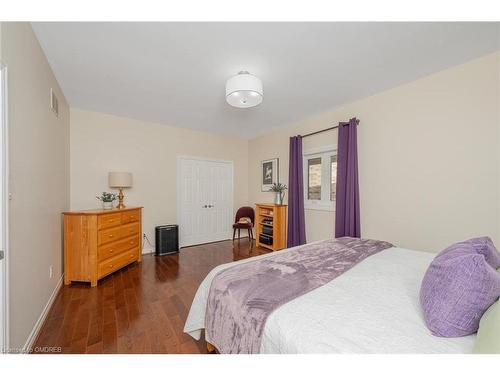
[
  {"left": 178, "top": 157, "right": 233, "bottom": 248},
  {"left": 207, "top": 160, "right": 233, "bottom": 243}
]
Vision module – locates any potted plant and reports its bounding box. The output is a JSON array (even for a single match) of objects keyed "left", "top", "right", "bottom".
[
  {"left": 270, "top": 182, "right": 287, "bottom": 205},
  {"left": 96, "top": 192, "right": 117, "bottom": 210}
]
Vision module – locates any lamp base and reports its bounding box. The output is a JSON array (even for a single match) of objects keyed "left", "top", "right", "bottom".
[{"left": 117, "top": 188, "right": 126, "bottom": 209}]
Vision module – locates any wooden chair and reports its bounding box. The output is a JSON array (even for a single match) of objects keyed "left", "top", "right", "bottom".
[{"left": 232, "top": 206, "right": 255, "bottom": 241}]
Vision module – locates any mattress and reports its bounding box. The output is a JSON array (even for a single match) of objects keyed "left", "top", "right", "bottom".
[{"left": 184, "top": 245, "right": 476, "bottom": 353}]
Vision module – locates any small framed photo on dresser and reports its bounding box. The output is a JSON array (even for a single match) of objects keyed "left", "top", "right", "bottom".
[{"left": 261, "top": 158, "right": 279, "bottom": 191}]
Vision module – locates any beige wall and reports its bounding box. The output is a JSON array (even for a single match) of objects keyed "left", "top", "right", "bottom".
[
  {"left": 1, "top": 22, "right": 70, "bottom": 347},
  {"left": 70, "top": 108, "right": 249, "bottom": 247},
  {"left": 249, "top": 52, "right": 500, "bottom": 252}
]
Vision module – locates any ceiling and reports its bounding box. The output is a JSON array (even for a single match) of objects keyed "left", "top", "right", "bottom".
[{"left": 32, "top": 22, "right": 499, "bottom": 139}]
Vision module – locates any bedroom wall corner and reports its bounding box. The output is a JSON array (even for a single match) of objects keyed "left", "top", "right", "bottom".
[
  {"left": 69, "top": 108, "right": 250, "bottom": 248},
  {"left": 248, "top": 113, "right": 339, "bottom": 243},
  {"left": 249, "top": 51, "right": 500, "bottom": 252}
]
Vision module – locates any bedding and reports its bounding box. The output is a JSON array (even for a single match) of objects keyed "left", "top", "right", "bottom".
[
  {"left": 205, "top": 237, "right": 393, "bottom": 353},
  {"left": 420, "top": 239, "right": 500, "bottom": 337},
  {"left": 440, "top": 237, "right": 500, "bottom": 269},
  {"left": 473, "top": 280, "right": 500, "bottom": 354},
  {"left": 184, "top": 242, "right": 476, "bottom": 353},
  {"left": 473, "top": 267, "right": 500, "bottom": 354},
  {"left": 468, "top": 237, "right": 500, "bottom": 268}
]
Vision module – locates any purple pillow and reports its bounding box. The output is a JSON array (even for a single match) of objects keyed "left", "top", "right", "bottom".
[
  {"left": 469, "top": 237, "right": 500, "bottom": 268},
  {"left": 440, "top": 236, "right": 500, "bottom": 269},
  {"left": 420, "top": 241, "right": 500, "bottom": 337}
]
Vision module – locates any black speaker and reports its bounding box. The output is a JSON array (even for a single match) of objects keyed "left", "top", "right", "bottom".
[
  {"left": 262, "top": 225, "right": 273, "bottom": 236},
  {"left": 259, "top": 234, "right": 273, "bottom": 245},
  {"left": 155, "top": 225, "right": 179, "bottom": 256}
]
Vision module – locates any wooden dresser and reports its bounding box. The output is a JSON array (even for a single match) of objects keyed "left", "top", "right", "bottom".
[
  {"left": 255, "top": 203, "right": 287, "bottom": 251},
  {"left": 63, "top": 207, "right": 143, "bottom": 287}
]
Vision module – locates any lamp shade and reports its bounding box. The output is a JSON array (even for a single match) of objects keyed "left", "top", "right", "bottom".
[
  {"left": 226, "top": 71, "right": 263, "bottom": 108},
  {"left": 108, "top": 172, "right": 133, "bottom": 188}
]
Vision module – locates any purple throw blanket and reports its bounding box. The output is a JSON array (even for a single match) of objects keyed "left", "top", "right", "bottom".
[{"left": 205, "top": 237, "right": 393, "bottom": 353}]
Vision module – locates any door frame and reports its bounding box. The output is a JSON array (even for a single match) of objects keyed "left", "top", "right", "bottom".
[
  {"left": 176, "top": 155, "right": 234, "bottom": 248},
  {"left": 0, "top": 62, "right": 10, "bottom": 350}
]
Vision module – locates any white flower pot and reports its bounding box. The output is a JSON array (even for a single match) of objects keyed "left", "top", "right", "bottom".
[
  {"left": 274, "top": 192, "right": 284, "bottom": 205},
  {"left": 102, "top": 201, "right": 114, "bottom": 210}
]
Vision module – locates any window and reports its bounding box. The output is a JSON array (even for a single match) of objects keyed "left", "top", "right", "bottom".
[
  {"left": 303, "top": 148, "right": 337, "bottom": 211},
  {"left": 307, "top": 157, "right": 322, "bottom": 200},
  {"left": 330, "top": 154, "right": 337, "bottom": 202}
]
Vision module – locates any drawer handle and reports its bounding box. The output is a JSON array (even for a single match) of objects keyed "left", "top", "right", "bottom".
[
  {"left": 108, "top": 219, "right": 114, "bottom": 222},
  {"left": 109, "top": 249, "right": 114, "bottom": 253},
  {"left": 108, "top": 234, "right": 114, "bottom": 238},
  {"left": 109, "top": 264, "right": 113, "bottom": 268},
  {"left": 130, "top": 241, "right": 134, "bottom": 244},
  {"left": 129, "top": 215, "right": 134, "bottom": 219}
]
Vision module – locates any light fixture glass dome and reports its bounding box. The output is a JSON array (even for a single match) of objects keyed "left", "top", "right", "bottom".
[{"left": 225, "top": 71, "right": 263, "bottom": 108}]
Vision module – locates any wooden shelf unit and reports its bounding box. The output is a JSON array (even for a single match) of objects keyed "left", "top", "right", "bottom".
[{"left": 255, "top": 203, "right": 287, "bottom": 251}]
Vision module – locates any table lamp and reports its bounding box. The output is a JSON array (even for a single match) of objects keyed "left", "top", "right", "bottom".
[{"left": 108, "top": 172, "right": 133, "bottom": 209}]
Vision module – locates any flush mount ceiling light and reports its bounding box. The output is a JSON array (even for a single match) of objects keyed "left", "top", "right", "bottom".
[{"left": 225, "top": 71, "right": 263, "bottom": 108}]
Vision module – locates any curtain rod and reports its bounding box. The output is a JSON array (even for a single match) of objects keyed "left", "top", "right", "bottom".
[
  {"left": 300, "top": 119, "right": 359, "bottom": 139},
  {"left": 300, "top": 125, "right": 339, "bottom": 139}
]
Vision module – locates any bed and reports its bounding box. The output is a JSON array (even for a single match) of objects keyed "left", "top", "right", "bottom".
[{"left": 183, "top": 239, "right": 476, "bottom": 354}]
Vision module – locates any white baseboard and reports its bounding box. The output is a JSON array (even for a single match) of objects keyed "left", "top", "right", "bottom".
[
  {"left": 142, "top": 246, "right": 155, "bottom": 255},
  {"left": 23, "top": 274, "right": 63, "bottom": 353}
]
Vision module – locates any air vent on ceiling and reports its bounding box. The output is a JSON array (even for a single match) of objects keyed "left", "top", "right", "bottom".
[{"left": 50, "top": 88, "right": 59, "bottom": 117}]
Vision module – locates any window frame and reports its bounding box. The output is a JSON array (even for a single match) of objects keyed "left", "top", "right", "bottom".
[{"left": 303, "top": 146, "right": 337, "bottom": 212}]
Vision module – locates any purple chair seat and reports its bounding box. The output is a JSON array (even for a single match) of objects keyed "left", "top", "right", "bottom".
[{"left": 233, "top": 222, "right": 252, "bottom": 229}]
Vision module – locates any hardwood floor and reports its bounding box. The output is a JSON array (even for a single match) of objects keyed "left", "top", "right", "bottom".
[{"left": 33, "top": 239, "right": 270, "bottom": 354}]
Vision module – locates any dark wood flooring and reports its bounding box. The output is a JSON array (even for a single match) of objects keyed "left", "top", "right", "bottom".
[{"left": 33, "top": 239, "right": 269, "bottom": 354}]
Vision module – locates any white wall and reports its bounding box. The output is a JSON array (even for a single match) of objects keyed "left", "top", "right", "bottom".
[
  {"left": 70, "top": 108, "right": 249, "bottom": 248},
  {"left": 1, "top": 22, "right": 70, "bottom": 348},
  {"left": 249, "top": 52, "right": 500, "bottom": 252}
]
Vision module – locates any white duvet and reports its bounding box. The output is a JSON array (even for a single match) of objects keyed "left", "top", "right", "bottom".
[{"left": 183, "top": 245, "right": 476, "bottom": 353}]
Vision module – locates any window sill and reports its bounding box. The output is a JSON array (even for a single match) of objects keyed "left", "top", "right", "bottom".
[{"left": 304, "top": 203, "right": 335, "bottom": 212}]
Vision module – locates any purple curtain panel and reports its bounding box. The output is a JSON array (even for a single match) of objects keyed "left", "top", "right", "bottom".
[
  {"left": 287, "top": 136, "right": 306, "bottom": 247},
  {"left": 335, "top": 118, "right": 361, "bottom": 238}
]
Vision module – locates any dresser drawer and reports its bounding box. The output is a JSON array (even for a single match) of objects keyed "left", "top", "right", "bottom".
[
  {"left": 98, "top": 249, "right": 137, "bottom": 278},
  {"left": 121, "top": 209, "right": 140, "bottom": 224},
  {"left": 98, "top": 225, "right": 123, "bottom": 245},
  {"left": 97, "top": 212, "right": 122, "bottom": 230},
  {"left": 98, "top": 236, "right": 140, "bottom": 261},
  {"left": 121, "top": 222, "right": 140, "bottom": 238}
]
